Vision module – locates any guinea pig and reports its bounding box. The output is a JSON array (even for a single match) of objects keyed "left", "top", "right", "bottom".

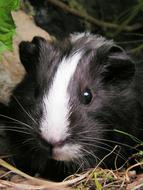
[{"left": 0, "top": 33, "right": 143, "bottom": 181}]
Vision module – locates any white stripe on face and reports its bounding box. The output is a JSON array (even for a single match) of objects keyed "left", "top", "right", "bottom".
[{"left": 40, "top": 51, "right": 82, "bottom": 144}]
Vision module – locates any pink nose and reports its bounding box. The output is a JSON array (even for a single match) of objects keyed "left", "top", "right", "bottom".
[
  {"left": 50, "top": 139, "right": 66, "bottom": 147},
  {"left": 39, "top": 136, "right": 66, "bottom": 152}
]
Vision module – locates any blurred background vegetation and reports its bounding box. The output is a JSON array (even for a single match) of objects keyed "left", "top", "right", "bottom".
[{"left": 23, "top": 0, "right": 143, "bottom": 60}]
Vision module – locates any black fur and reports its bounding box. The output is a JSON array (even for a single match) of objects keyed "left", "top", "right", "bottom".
[{"left": 0, "top": 34, "right": 143, "bottom": 181}]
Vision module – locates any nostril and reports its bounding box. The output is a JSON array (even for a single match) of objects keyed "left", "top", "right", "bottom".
[
  {"left": 39, "top": 137, "right": 51, "bottom": 149},
  {"left": 51, "top": 139, "right": 66, "bottom": 147},
  {"left": 39, "top": 135, "right": 66, "bottom": 149}
]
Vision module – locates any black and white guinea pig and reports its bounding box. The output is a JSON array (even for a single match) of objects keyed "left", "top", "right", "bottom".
[{"left": 0, "top": 33, "right": 143, "bottom": 181}]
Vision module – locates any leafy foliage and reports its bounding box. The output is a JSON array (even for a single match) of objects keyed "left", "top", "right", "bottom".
[{"left": 0, "top": 0, "right": 19, "bottom": 58}]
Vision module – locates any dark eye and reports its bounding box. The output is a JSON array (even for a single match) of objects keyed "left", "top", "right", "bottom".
[{"left": 80, "top": 88, "right": 92, "bottom": 105}]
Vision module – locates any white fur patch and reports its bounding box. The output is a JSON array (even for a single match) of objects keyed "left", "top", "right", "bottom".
[
  {"left": 70, "top": 32, "right": 113, "bottom": 48},
  {"left": 40, "top": 52, "right": 82, "bottom": 145},
  {"left": 53, "top": 144, "right": 82, "bottom": 161},
  {"left": 70, "top": 32, "right": 90, "bottom": 42}
]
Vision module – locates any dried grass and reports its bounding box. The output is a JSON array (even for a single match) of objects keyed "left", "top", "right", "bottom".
[{"left": 0, "top": 158, "right": 143, "bottom": 190}]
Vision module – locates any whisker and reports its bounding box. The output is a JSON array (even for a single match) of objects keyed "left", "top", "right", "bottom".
[
  {"left": 0, "top": 114, "right": 34, "bottom": 130},
  {"left": 0, "top": 127, "right": 31, "bottom": 133},
  {"left": 12, "top": 96, "right": 38, "bottom": 125},
  {"left": 0, "top": 123, "right": 31, "bottom": 129},
  {"left": 80, "top": 136, "right": 135, "bottom": 150},
  {"left": 2, "top": 128, "right": 31, "bottom": 135},
  {"left": 79, "top": 138, "right": 114, "bottom": 150},
  {"left": 76, "top": 128, "right": 114, "bottom": 135},
  {"left": 22, "top": 138, "right": 35, "bottom": 145},
  {"left": 80, "top": 147, "right": 107, "bottom": 168},
  {"left": 80, "top": 147, "right": 98, "bottom": 164},
  {"left": 80, "top": 141, "right": 126, "bottom": 162},
  {"left": 93, "top": 145, "right": 118, "bottom": 170},
  {"left": 74, "top": 159, "right": 85, "bottom": 173}
]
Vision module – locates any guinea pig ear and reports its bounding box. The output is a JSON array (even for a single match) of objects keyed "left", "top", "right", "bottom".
[
  {"left": 19, "top": 36, "right": 48, "bottom": 75},
  {"left": 102, "top": 45, "right": 135, "bottom": 87}
]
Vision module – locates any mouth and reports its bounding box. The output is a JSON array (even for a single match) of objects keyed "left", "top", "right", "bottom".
[
  {"left": 52, "top": 143, "right": 82, "bottom": 161},
  {"left": 38, "top": 136, "right": 82, "bottom": 161}
]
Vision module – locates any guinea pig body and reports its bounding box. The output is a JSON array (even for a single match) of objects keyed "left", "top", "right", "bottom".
[{"left": 0, "top": 33, "right": 143, "bottom": 180}]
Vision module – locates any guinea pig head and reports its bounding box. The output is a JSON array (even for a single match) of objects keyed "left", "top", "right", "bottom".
[{"left": 10, "top": 34, "right": 135, "bottom": 170}]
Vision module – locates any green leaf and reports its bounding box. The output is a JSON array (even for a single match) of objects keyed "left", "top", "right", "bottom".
[
  {"left": 94, "top": 173, "right": 102, "bottom": 190},
  {"left": 114, "top": 129, "right": 142, "bottom": 144},
  {"left": 0, "top": 0, "right": 19, "bottom": 59},
  {"left": 138, "top": 0, "right": 143, "bottom": 11}
]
